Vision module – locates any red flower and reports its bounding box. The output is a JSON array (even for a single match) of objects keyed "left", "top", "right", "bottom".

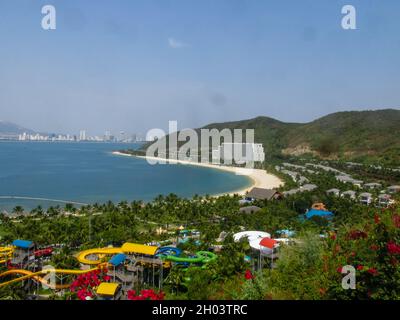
[
  {"left": 367, "top": 268, "right": 378, "bottom": 276},
  {"left": 127, "top": 289, "right": 164, "bottom": 301},
  {"left": 393, "top": 215, "right": 400, "bottom": 228},
  {"left": 127, "top": 290, "right": 136, "bottom": 300},
  {"left": 374, "top": 214, "right": 380, "bottom": 224},
  {"left": 337, "top": 266, "right": 343, "bottom": 273},
  {"left": 330, "top": 233, "right": 337, "bottom": 240},
  {"left": 346, "top": 230, "right": 367, "bottom": 240},
  {"left": 356, "top": 265, "right": 364, "bottom": 271},
  {"left": 387, "top": 241, "right": 400, "bottom": 254},
  {"left": 370, "top": 244, "right": 379, "bottom": 251},
  {"left": 157, "top": 291, "right": 166, "bottom": 300},
  {"left": 103, "top": 275, "right": 111, "bottom": 281},
  {"left": 244, "top": 269, "right": 254, "bottom": 280}
]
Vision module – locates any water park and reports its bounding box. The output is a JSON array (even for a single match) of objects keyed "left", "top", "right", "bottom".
[
  {"left": 0, "top": 226, "right": 292, "bottom": 300},
  {"left": 0, "top": 237, "right": 221, "bottom": 299}
]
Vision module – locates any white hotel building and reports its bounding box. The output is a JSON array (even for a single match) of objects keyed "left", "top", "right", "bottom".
[{"left": 212, "top": 142, "right": 265, "bottom": 164}]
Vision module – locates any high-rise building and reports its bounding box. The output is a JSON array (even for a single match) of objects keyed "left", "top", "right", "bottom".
[
  {"left": 79, "top": 130, "right": 87, "bottom": 141},
  {"left": 104, "top": 131, "right": 111, "bottom": 141}
]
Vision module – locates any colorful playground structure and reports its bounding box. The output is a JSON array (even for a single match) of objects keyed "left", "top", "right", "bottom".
[
  {"left": 0, "top": 238, "right": 217, "bottom": 299},
  {"left": 233, "top": 230, "right": 292, "bottom": 270}
]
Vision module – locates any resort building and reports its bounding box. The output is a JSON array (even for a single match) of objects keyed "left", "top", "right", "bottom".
[
  {"left": 283, "top": 184, "right": 318, "bottom": 197},
  {"left": 298, "top": 176, "right": 309, "bottom": 185},
  {"left": 364, "top": 183, "right": 382, "bottom": 190},
  {"left": 306, "top": 163, "right": 345, "bottom": 175},
  {"left": 305, "top": 209, "right": 333, "bottom": 220},
  {"left": 282, "top": 189, "right": 300, "bottom": 197},
  {"left": 281, "top": 169, "right": 299, "bottom": 182},
  {"left": 341, "top": 190, "right": 357, "bottom": 200},
  {"left": 351, "top": 179, "right": 364, "bottom": 188},
  {"left": 326, "top": 188, "right": 340, "bottom": 197},
  {"left": 335, "top": 175, "right": 363, "bottom": 187},
  {"left": 378, "top": 194, "right": 395, "bottom": 208},
  {"left": 359, "top": 192, "right": 373, "bottom": 205},
  {"left": 387, "top": 185, "right": 400, "bottom": 194},
  {"left": 300, "top": 184, "right": 318, "bottom": 192},
  {"left": 336, "top": 175, "right": 353, "bottom": 183},
  {"left": 312, "top": 203, "right": 328, "bottom": 211},
  {"left": 282, "top": 163, "right": 307, "bottom": 171},
  {"left": 245, "top": 188, "right": 281, "bottom": 201}
]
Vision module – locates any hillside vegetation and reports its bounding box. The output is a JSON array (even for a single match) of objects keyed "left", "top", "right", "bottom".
[{"left": 139, "top": 109, "right": 400, "bottom": 165}]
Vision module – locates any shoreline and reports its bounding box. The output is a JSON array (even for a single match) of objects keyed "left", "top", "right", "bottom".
[{"left": 112, "top": 151, "right": 284, "bottom": 196}]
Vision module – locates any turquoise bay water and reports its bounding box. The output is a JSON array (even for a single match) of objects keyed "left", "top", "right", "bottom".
[{"left": 0, "top": 142, "right": 251, "bottom": 211}]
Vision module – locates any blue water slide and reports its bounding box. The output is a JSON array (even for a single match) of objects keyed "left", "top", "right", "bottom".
[{"left": 156, "top": 246, "right": 182, "bottom": 257}]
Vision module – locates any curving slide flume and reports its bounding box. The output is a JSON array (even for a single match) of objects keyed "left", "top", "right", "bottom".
[
  {"left": 0, "top": 244, "right": 218, "bottom": 289},
  {"left": 161, "top": 251, "right": 217, "bottom": 265},
  {"left": 0, "top": 267, "right": 102, "bottom": 289},
  {"left": 0, "top": 247, "right": 14, "bottom": 264},
  {"left": 76, "top": 247, "right": 124, "bottom": 265}
]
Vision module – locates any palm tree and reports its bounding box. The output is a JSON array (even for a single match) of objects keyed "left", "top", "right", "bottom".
[{"left": 12, "top": 206, "right": 24, "bottom": 216}]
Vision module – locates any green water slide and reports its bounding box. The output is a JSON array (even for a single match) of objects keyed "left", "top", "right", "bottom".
[{"left": 162, "top": 251, "right": 217, "bottom": 265}]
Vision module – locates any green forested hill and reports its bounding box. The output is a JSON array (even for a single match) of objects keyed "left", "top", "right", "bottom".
[{"left": 138, "top": 109, "right": 400, "bottom": 165}]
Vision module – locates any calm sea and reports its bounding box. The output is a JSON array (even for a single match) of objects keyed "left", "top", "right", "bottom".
[{"left": 0, "top": 142, "right": 251, "bottom": 212}]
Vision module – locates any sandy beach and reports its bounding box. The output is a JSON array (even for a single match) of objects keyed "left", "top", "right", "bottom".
[{"left": 112, "top": 151, "right": 284, "bottom": 196}]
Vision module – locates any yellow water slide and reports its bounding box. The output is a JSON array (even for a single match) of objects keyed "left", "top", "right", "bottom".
[
  {"left": 76, "top": 243, "right": 158, "bottom": 265},
  {"left": 0, "top": 267, "right": 101, "bottom": 289},
  {"left": 0, "top": 247, "right": 14, "bottom": 264},
  {"left": 0, "top": 242, "right": 160, "bottom": 288},
  {"left": 76, "top": 247, "right": 124, "bottom": 265}
]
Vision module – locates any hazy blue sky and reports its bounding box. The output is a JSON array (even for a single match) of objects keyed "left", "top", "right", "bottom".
[{"left": 0, "top": 0, "right": 399, "bottom": 135}]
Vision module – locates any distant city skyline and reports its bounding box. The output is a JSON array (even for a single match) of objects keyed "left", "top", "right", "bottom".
[
  {"left": 15, "top": 129, "right": 146, "bottom": 143},
  {"left": 1, "top": 1, "right": 400, "bottom": 134}
]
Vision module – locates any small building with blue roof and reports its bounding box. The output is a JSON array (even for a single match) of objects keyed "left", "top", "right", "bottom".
[
  {"left": 11, "top": 240, "right": 35, "bottom": 267},
  {"left": 12, "top": 239, "right": 34, "bottom": 250},
  {"left": 305, "top": 209, "right": 333, "bottom": 219}
]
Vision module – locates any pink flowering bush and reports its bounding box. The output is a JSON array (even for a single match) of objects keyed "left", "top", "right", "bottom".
[
  {"left": 328, "top": 206, "right": 400, "bottom": 299},
  {"left": 70, "top": 266, "right": 110, "bottom": 300},
  {"left": 127, "top": 289, "right": 165, "bottom": 300}
]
